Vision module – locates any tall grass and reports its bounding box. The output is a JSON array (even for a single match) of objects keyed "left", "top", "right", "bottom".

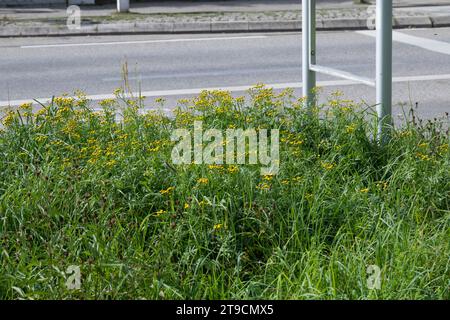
[{"left": 0, "top": 86, "right": 448, "bottom": 299}]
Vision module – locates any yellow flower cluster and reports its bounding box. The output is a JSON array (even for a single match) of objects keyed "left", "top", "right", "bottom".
[
  {"left": 321, "top": 161, "right": 336, "bottom": 171},
  {"left": 155, "top": 209, "right": 167, "bottom": 216},
  {"left": 346, "top": 124, "right": 357, "bottom": 134},
  {"left": 54, "top": 96, "right": 74, "bottom": 107},
  {"left": 198, "top": 199, "right": 209, "bottom": 207},
  {"left": 106, "top": 159, "right": 117, "bottom": 167},
  {"left": 227, "top": 165, "right": 238, "bottom": 174},
  {"left": 35, "top": 107, "right": 48, "bottom": 118},
  {"left": 281, "top": 132, "right": 304, "bottom": 153},
  {"left": 19, "top": 102, "right": 32, "bottom": 110},
  {"left": 2, "top": 111, "right": 16, "bottom": 126},
  {"left": 376, "top": 181, "right": 388, "bottom": 190},
  {"left": 438, "top": 143, "right": 448, "bottom": 155},
  {"left": 34, "top": 135, "right": 48, "bottom": 143},
  {"left": 51, "top": 140, "right": 64, "bottom": 147},
  {"left": 160, "top": 186, "right": 175, "bottom": 195},
  {"left": 256, "top": 182, "right": 270, "bottom": 191},
  {"left": 280, "top": 176, "right": 302, "bottom": 186},
  {"left": 208, "top": 164, "right": 223, "bottom": 170},
  {"left": 416, "top": 152, "right": 432, "bottom": 162},
  {"left": 62, "top": 119, "right": 80, "bottom": 139},
  {"left": 398, "top": 130, "right": 413, "bottom": 137},
  {"left": 99, "top": 99, "right": 116, "bottom": 108},
  {"left": 418, "top": 142, "right": 428, "bottom": 148},
  {"left": 105, "top": 145, "right": 116, "bottom": 157}
]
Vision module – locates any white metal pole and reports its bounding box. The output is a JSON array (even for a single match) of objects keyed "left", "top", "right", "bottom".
[
  {"left": 117, "top": 0, "right": 130, "bottom": 13},
  {"left": 302, "top": 0, "right": 316, "bottom": 107},
  {"left": 376, "top": 0, "right": 393, "bottom": 141}
]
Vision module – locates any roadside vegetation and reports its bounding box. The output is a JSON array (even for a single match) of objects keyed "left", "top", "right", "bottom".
[{"left": 0, "top": 86, "right": 448, "bottom": 299}]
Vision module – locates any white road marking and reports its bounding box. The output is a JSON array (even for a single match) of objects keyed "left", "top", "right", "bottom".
[
  {"left": 357, "top": 30, "right": 450, "bottom": 55},
  {"left": 102, "top": 66, "right": 299, "bottom": 82},
  {"left": 2, "top": 73, "right": 450, "bottom": 108},
  {"left": 20, "top": 35, "right": 268, "bottom": 49}
]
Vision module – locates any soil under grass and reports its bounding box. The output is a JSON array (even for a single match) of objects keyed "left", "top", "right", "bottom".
[{"left": 0, "top": 87, "right": 448, "bottom": 299}]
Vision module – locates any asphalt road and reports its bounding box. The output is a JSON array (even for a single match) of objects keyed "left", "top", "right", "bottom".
[{"left": 1, "top": 28, "right": 450, "bottom": 122}]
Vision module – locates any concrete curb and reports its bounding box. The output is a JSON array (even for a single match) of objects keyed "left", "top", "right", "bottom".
[
  {"left": 431, "top": 15, "right": 450, "bottom": 28},
  {"left": 1, "top": 16, "right": 449, "bottom": 37}
]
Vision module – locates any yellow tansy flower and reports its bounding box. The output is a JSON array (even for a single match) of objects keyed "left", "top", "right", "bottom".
[{"left": 197, "top": 178, "right": 209, "bottom": 184}]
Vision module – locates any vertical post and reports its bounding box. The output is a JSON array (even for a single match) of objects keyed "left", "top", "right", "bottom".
[
  {"left": 117, "top": 0, "right": 130, "bottom": 13},
  {"left": 376, "top": 0, "right": 393, "bottom": 142},
  {"left": 302, "top": 0, "right": 316, "bottom": 107}
]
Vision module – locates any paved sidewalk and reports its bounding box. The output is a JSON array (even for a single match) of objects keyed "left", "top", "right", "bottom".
[{"left": 1, "top": 0, "right": 450, "bottom": 37}]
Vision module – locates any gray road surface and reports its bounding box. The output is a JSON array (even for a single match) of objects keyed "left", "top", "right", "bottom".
[{"left": 1, "top": 27, "right": 449, "bottom": 122}]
